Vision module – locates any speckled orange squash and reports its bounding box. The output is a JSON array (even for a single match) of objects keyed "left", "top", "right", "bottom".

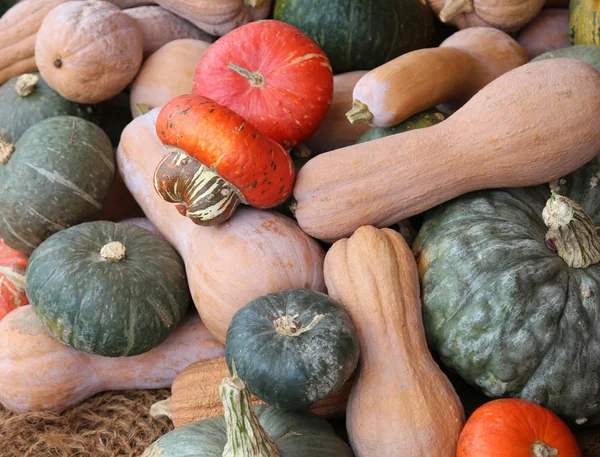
[{"left": 0, "top": 239, "right": 27, "bottom": 320}]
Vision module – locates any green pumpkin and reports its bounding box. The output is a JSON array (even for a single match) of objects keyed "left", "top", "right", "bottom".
[
  {"left": 225, "top": 289, "right": 359, "bottom": 411},
  {"left": 143, "top": 375, "right": 354, "bottom": 457},
  {"left": 569, "top": 0, "right": 600, "bottom": 45},
  {"left": 0, "top": 73, "right": 99, "bottom": 144},
  {"left": 26, "top": 221, "right": 190, "bottom": 357},
  {"left": 97, "top": 91, "right": 133, "bottom": 147},
  {"left": 273, "top": 0, "right": 433, "bottom": 74},
  {"left": 414, "top": 154, "right": 600, "bottom": 424},
  {"left": 0, "top": 116, "right": 114, "bottom": 254},
  {"left": 356, "top": 108, "right": 447, "bottom": 144},
  {"left": 533, "top": 45, "right": 600, "bottom": 72}
]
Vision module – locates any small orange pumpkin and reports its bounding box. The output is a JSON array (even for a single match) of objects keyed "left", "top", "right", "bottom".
[
  {"left": 458, "top": 398, "right": 581, "bottom": 457},
  {"left": 154, "top": 94, "right": 295, "bottom": 225}
]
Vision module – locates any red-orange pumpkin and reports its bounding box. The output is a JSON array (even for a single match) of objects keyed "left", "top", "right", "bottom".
[
  {"left": 0, "top": 239, "right": 28, "bottom": 320},
  {"left": 192, "top": 19, "right": 333, "bottom": 148},
  {"left": 458, "top": 399, "right": 581, "bottom": 457},
  {"left": 154, "top": 94, "right": 295, "bottom": 225}
]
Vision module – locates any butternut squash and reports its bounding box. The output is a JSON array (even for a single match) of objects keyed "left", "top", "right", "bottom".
[
  {"left": 294, "top": 59, "right": 600, "bottom": 243},
  {"left": 0, "top": 0, "right": 69, "bottom": 85},
  {"left": 130, "top": 39, "right": 211, "bottom": 117},
  {"left": 150, "top": 355, "right": 352, "bottom": 427},
  {"left": 347, "top": 27, "right": 527, "bottom": 128},
  {"left": 123, "top": 6, "right": 212, "bottom": 56},
  {"left": 323, "top": 226, "right": 465, "bottom": 457},
  {"left": 0, "top": 306, "right": 225, "bottom": 413},
  {"left": 116, "top": 107, "right": 326, "bottom": 343},
  {"left": 517, "top": 8, "right": 569, "bottom": 59}
]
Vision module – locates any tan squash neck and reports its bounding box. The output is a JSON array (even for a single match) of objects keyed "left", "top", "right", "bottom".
[
  {"left": 346, "top": 100, "right": 374, "bottom": 125},
  {"left": 228, "top": 63, "right": 265, "bottom": 88},
  {"left": 0, "top": 137, "right": 15, "bottom": 165},
  {"left": 438, "top": 0, "right": 475, "bottom": 22},
  {"left": 100, "top": 241, "right": 126, "bottom": 262},
  {"left": 531, "top": 440, "right": 558, "bottom": 457},
  {"left": 542, "top": 191, "right": 600, "bottom": 268},
  {"left": 15, "top": 73, "right": 39, "bottom": 97}
]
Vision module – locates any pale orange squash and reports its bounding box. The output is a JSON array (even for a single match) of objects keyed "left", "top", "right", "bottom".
[
  {"left": 294, "top": 59, "right": 600, "bottom": 242},
  {"left": 0, "top": 306, "right": 224, "bottom": 413},
  {"left": 35, "top": 0, "right": 144, "bottom": 104},
  {"left": 130, "top": 39, "right": 211, "bottom": 117},
  {"left": 517, "top": 8, "right": 569, "bottom": 59},
  {"left": 116, "top": 107, "right": 326, "bottom": 343},
  {"left": 324, "top": 226, "right": 465, "bottom": 457}
]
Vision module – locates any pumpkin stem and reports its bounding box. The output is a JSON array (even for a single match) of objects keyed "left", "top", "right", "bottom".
[
  {"left": 135, "top": 103, "right": 151, "bottom": 116},
  {"left": 149, "top": 398, "right": 172, "bottom": 420},
  {"left": 221, "top": 376, "right": 280, "bottom": 457},
  {"left": 438, "top": 0, "right": 475, "bottom": 22},
  {"left": 244, "top": 0, "right": 264, "bottom": 6},
  {"left": 100, "top": 241, "right": 126, "bottom": 262},
  {"left": 531, "top": 440, "right": 558, "bottom": 457},
  {"left": 346, "top": 100, "right": 374, "bottom": 125},
  {"left": 0, "top": 136, "right": 15, "bottom": 165},
  {"left": 15, "top": 73, "right": 39, "bottom": 97},
  {"left": 542, "top": 191, "right": 600, "bottom": 268},
  {"left": 228, "top": 63, "right": 265, "bottom": 88},
  {"left": 274, "top": 314, "right": 325, "bottom": 337}
]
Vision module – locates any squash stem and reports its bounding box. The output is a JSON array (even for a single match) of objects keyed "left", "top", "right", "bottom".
[
  {"left": 149, "top": 398, "right": 172, "bottom": 420},
  {"left": 243, "top": 0, "right": 264, "bottom": 7},
  {"left": 221, "top": 376, "right": 280, "bottom": 457},
  {"left": 135, "top": 103, "right": 151, "bottom": 116},
  {"left": 274, "top": 314, "right": 325, "bottom": 337},
  {"left": 0, "top": 136, "right": 15, "bottom": 165},
  {"left": 346, "top": 100, "right": 374, "bottom": 125},
  {"left": 15, "top": 73, "right": 39, "bottom": 97},
  {"left": 438, "top": 0, "right": 474, "bottom": 22},
  {"left": 100, "top": 241, "right": 126, "bottom": 262},
  {"left": 542, "top": 191, "right": 600, "bottom": 268},
  {"left": 228, "top": 63, "right": 265, "bottom": 88},
  {"left": 531, "top": 440, "right": 558, "bottom": 457}
]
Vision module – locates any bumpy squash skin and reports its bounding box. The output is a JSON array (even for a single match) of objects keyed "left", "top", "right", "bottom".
[
  {"left": 143, "top": 405, "right": 354, "bottom": 457},
  {"left": 533, "top": 44, "right": 600, "bottom": 71},
  {"left": 414, "top": 154, "right": 600, "bottom": 424},
  {"left": 225, "top": 289, "right": 359, "bottom": 411},
  {"left": 0, "top": 116, "right": 115, "bottom": 254},
  {"left": 26, "top": 221, "right": 190, "bottom": 357},
  {"left": 569, "top": 0, "right": 600, "bottom": 44},
  {"left": 274, "top": 0, "right": 434, "bottom": 74},
  {"left": 357, "top": 109, "right": 446, "bottom": 143}
]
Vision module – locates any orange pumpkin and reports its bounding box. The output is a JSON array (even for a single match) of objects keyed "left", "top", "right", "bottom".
[
  {"left": 0, "top": 239, "right": 28, "bottom": 320},
  {"left": 458, "top": 398, "right": 581, "bottom": 457},
  {"left": 154, "top": 94, "right": 295, "bottom": 225}
]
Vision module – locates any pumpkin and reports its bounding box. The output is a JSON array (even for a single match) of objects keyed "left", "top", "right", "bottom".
[
  {"left": 150, "top": 355, "right": 352, "bottom": 427},
  {"left": 347, "top": 27, "right": 527, "bottom": 128},
  {"left": 428, "top": 0, "right": 545, "bottom": 32},
  {"left": 569, "top": 0, "right": 600, "bottom": 45},
  {"left": 356, "top": 108, "right": 446, "bottom": 144},
  {"left": 27, "top": 220, "right": 191, "bottom": 357},
  {"left": 458, "top": 399, "right": 581, "bottom": 457},
  {"left": 117, "top": 107, "right": 325, "bottom": 343},
  {"left": 0, "top": 72, "right": 98, "bottom": 144},
  {"left": 96, "top": 92, "right": 134, "bottom": 148},
  {"left": 35, "top": 0, "right": 144, "bottom": 104},
  {"left": 0, "top": 305, "right": 224, "bottom": 413},
  {"left": 0, "top": 239, "right": 27, "bottom": 320},
  {"left": 154, "top": 94, "right": 295, "bottom": 225},
  {"left": 119, "top": 217, "right": 164, "bottom": 238},
  {"left": 192, "top": 20, "right": 333, "bottom": 148},
  {"left": 293, "top": 59, "right": 600, "bottom": 243},
  {"left": 0, "top": 116, "right": 115, "bottom": 254},
  {"left": 123, "top": 6, "right": 212, "bottom": 56},
  {"left": 87, "top": 167, "right": 145, "bottom": 222},
  {"left": 274, "top": 0, "right": 434, "bottom": 74},
  {"left": 225, "top": 289, "right": 359, "bottom": 410},
  {"left": 517, "top": 8, "right": 570, "bottom": 59},
  {"left": 323, "top": 226, "right": 465, "bottom": 457},
  {"left": 533, "top": 44, "right": 600, "bottom": 71},
  {"left": 0, "top": 0, "right": 69, "bottom": 85},
  {"left": 413, "top": 153, "right": 600, "bottom": 425},
  {"left": 142, "top": 374, "right": 354, "bottom": 457},
  {"left": 130, "top": 39, "right": 211, "bottom": 117}
]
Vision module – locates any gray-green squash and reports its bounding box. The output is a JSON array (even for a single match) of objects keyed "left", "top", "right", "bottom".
[
  {"left": 533, "top": 44, "right": 600, "bottom": 72},
  {"left": 26, "top": 221, "right": 191, "bottom": 357},
  {"left": 0, "top": 116, "right": 115, "bottom": 254},
  {"left": 413, "top": 154, "right": 600, "bottom": 425}
]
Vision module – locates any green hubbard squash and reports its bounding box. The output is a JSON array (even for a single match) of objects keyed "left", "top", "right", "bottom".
[
  {"left": 0, "top": 116, "right": 115, "bottom": 254},
  {"left": 273, "top": 0, "right": 434, "bottom": 74},
  {"left": 533, "top": 44, "right": 600, "bottom": 72},
  {"left": 225, "top": 289, "right": 359, "bottom": 411},
  {"left": 413, "top": 153, "right": 600, "bottom": 425},
  {"left": 569, "top": 0, "right": 600, "bottom": 45},
  {"left": 26, "top": 220, "right": 190, "bottom": 357}
]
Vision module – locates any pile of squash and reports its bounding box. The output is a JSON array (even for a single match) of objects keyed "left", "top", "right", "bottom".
[{"left": 1, "top": 0, "right": 600, "bottom": 455}]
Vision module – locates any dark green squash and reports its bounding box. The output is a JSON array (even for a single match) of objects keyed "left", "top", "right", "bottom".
[
  {"left": 533, "top": 44, "right": 600, "bottom": 72},
  {"left": 96, "top": 91, "right": 133, "bottom": 147},
  {"left": 225, "top": 289, "right": 359, "bottom": 411},
  {"left": 0, "top": 0, "right": 20, "bottom": 16},
  {"left": 0, "top": 73, "right": 99, "bottom": 144},
  {"left": 273, "top": 0, "right": 434, "bottom": 74},
  {"left": 0, "top": 116, "right": 115, "bottom": 254},
  {"left": 413, "top": 154, "right": 600, "bottom": 425},
  {"left": 356, "top": 108, "right": 447, "bottom": 144},
  {"left": 142, "top": 374, "right": 354, "bottom": 457},
  {"left": 26, "top": 220, "right": 190, "bottom": 357}
]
